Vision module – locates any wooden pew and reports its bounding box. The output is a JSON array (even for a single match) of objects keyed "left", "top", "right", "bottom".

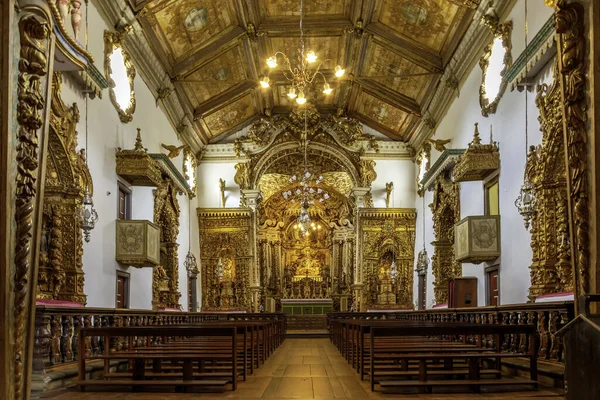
[
  {"left": 331, "top": 319, "right": 538, "bottom": 393},
  {"left": 76, "top": 320, "right": 282, "bottom": 392}
]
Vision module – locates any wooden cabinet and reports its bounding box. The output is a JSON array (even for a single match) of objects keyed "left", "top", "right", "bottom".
[{"left": 449, "top": 277, "right": 478, "bottom": 308}]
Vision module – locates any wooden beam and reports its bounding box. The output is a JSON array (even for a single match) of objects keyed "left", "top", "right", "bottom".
[
  {"left": 172, "top": 26, "right": 247, "bottom": 77},
  {"left": 193, "top": 82, "right": 258, "bottom": 120},
  {"left": 356, "top": 78, "right": 422, "bottom": 116},
  {"left": 365, "top": 23, "right": 443, "bottom": 71}
]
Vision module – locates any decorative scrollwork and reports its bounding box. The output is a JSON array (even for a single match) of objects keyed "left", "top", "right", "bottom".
[
  {"left": 14, "top": 10, "right": 52, "bottom": 398},
  {"left": 555, "top": 0, "right": 588, "bottom": 295}
]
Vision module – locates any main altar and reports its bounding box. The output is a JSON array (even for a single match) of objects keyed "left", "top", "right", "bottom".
[{"left": 197, "top": 107, "right": 416, "bottom": 313}]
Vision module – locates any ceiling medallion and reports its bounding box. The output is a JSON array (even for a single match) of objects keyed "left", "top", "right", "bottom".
[{"left": 259, "top": 0, "right": 345, "bottom": 105}]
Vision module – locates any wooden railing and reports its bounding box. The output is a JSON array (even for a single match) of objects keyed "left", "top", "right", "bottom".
[
  {"left": 33, "top": 306, "right": 285, "bottom": 372},
  {"left": 327, "top": 302, "right": 574, "bottom": 364}
]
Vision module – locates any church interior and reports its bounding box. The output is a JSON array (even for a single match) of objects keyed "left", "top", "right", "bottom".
[{"left": 1, "top": 0, "right": 599, "bottom": 399}]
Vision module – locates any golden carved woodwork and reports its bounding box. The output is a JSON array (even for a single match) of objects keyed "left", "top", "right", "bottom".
[
  {"left": 198, "top": 209, "right": 253, "bottom": 311},
  {"left": 116, "top": 128, "right": 163, "bottom": 187},
  {"left": 416, "top": 142, "right": 432, "bottom": 197},
  {"left": 430, "top": 173, "right": 461, "bottom": 305},
  {"left": 104, "top": 29, "right": 136, "bottom": 123},
  {"left": 453, "top": 123, "right": 500, "bottom": 182},
  {"left": 479, "top": 21, "right": 512, "bottom": 117},
  {"left": 523, "top": 63, "right": 573, "bottom": 300},
  {"left": 38, "top": 73, "right": 93, "bottom": 305},
  {"left": 115, "top": 220, "right": 160, "bottom": 267},
  {"left": 359, "top": 209, "right": 416, "bottom": 310},
  {"left": 455, "top": 215, "right": 501, "bottom": 264},
  {"left": 555, "top": 1, "right": 589, "bottom": 298},
  {"left": 447, "top": 0, "right": 480, "bottom": 8},
  {"left": 14, "top": 8, "right": 53, "bottom": 398},
  {"left": 281, "top": 221, "right": 333, "bottom": 300},
  {"left": 153, "top": 182, "right": 181, "bottom": 309}
]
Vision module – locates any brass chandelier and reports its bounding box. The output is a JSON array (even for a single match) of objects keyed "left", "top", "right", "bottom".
[
  {"left": 282, "top": 109, "right": 329, "bottom": 236},
  {"left": 259, "top": 0, "right": 345, "bottom": 105}
]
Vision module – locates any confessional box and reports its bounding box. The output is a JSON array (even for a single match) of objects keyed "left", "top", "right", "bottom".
[
  {"left": 449, "top": 277, "right": 478, "bottom": 308},
  {"left": 556, "top": 295, "right": 600, "bottom": 400},
  {"left": 455, "top": 215, "right": 500, "bottom": 264},
  {"left": 115, "top": 220, "right": 160, "bottom": 267}
]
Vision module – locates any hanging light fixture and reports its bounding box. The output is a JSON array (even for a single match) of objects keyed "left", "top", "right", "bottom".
[
  {"left": 416, "top": 195, "right": 429, "bottom": 273},
  {"left": 261, "top": 0, "right": 345, "bottom": 105},
  {"left": 282, "top": 109, "right": 329, "bottom": 236},
  {"left": 514, "top": 0, "right": 537, "bottom": 229},
  {"left": 183, "top": 197, "right": 198, "bottom": 276},
  {"left": 79, "top": 6, "right": 98, "bottom": 243}
]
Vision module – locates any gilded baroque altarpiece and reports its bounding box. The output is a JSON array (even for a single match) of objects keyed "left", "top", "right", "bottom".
[
  {"left": 37, "top": 73, "right": 94, "bottom": 304},
  {"left": 199, "top": 106, "right": 416, "bottom": 312}
]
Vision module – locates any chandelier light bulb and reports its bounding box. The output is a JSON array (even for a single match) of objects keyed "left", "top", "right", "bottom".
[
  {"left": 296, "top": 90, "right": 307, "bottom": 105},
  {"left": 335, "top": 65, "right": 345, "bottom": 78},
  {"left": 287, "top": 87, "right": 297, "bottom": 99},
  {"left": 306, "top": 51, "right": 317, "bottom": 63},
  {"left": 259, "top": 76, "right": 270, "bottom": 89},
  {"left": 267, "top": 56, "right": 278, "bottom": 68},
  {"left": 322, "top": 83, "right": 332, "bottom": 95}
]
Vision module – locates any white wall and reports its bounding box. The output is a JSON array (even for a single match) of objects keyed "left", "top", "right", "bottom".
[
  {"left": 371, "top": 160, "right": 415, "bottom": 209},
  {"left": 197, "top": 162, "right": 240, "bottom": 208},
  {"left": 414, "top": 0, "right": 554, "bottom": 307},
  {"left": 57, "top": 1, "right": 197, "bottom": 310}
]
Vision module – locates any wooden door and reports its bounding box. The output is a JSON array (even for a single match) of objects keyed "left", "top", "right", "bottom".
[
  {"left": 487, "top": 270, "right": 499, "bottom": 306},
  {"left": 116, "top": 275, "right": 126, "bottom": 308}
]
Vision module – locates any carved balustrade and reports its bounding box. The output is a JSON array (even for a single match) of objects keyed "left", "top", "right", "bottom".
[
  {"left": 327, "top": 301, "right": 573, "bottom": 364},
  {"left": 33, "top": 306, "right": 285, "bottom": 371}
]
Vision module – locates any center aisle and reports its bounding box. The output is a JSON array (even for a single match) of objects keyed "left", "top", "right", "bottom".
[{"left": 44, "top": 338, "right": 562, "bottom": 399}]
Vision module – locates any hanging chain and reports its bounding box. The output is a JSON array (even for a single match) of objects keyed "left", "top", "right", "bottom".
[
  {"left": 524, "top": 0, "right": 529, "bottom": 154},
  {"left": 299, "top": 0, "right": 305, "bottom": 60},
  {"left": 422, "top": 195, "right": 426, "bottom": 249}
]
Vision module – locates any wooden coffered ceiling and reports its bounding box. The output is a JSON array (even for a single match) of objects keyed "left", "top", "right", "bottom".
[{"left": 133, "top": 0, "right": 475, "bottom": 144}]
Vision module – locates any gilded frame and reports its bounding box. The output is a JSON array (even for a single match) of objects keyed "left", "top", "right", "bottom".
[
  {"left": 104, "top": 30, "right": 136, "bottom": 123},
  {"left": 182, "top": 147, "right": 197, "bottom": 198},
  {"left": 479, "top": 21, "right": 513, "bottom": 117}
]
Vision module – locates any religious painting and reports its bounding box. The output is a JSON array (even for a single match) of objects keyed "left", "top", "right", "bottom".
[
  {"left": 202, "top": 93, "right": 256, "bottom": 139},
  {"left": 356, "top": 92, "right": 412, "bottom": 136},
  {"left": 362, "top": 41, "right": 431, "bottom": 101},
  {"left": 375, "top": 0, "right": 467, "bottom": 53},
  {"left": 181, "top": 45, "right": 248, "bottom": 108},
  {"left": 143, "top": 0, "right": 238, "bottom": 64}
]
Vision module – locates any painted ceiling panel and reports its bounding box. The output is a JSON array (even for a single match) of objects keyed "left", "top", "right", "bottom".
[
  {"left": 181, "top": 45, "right": 249, "bottom": 108},
  {"left": 203, "top": 93, "right": 256, "bottom": 139},
  {"left": 145, "top": 0, "right": 238, "bottom": 64},
  {"left": 260, "top": 0, "right": 349, "bottom": 17}
]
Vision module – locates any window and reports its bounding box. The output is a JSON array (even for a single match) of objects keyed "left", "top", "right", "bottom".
[
  {"left": 183, "top": 147, "right": 197, "bottom": 196},
  {"left": 116, "top": 271, "right": 130, "bottom": 308},
  {"left": 486, "top": 266, "right": 499, "bottom": 306},
  {"left": 484, "top": 175, "right": 499, "bottom": 216},
  {"left": 479, "top": 22, "right": 512, "bottom": 116},
  {"left": 104, "top": 30, "right": 136, "bottom": 123},
  {"left": 117, "top": 181, "right": 132, "bottom": 220}
]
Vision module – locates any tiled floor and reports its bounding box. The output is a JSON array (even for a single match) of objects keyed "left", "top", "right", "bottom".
[{"left": 42, "top": 339, "right": 563, "bottom": 399}]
